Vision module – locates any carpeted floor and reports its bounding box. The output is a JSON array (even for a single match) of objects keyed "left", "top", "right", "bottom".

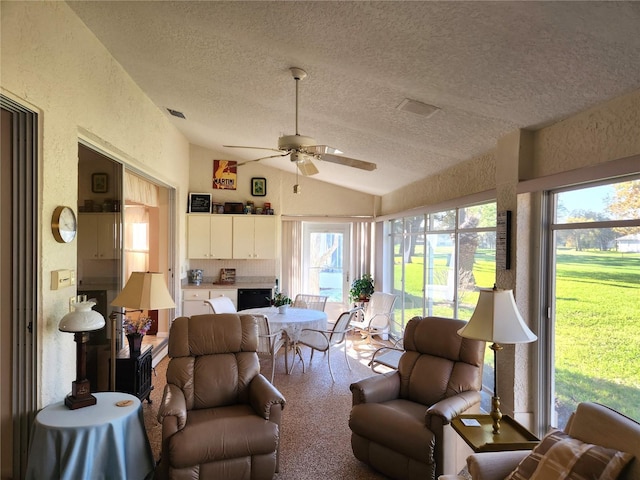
[{"left": 142, "top": 333, "right": 471, "bottom": 479}]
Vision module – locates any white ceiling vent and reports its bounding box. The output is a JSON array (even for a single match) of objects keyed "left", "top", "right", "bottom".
[{"left": 396, "top": 99, "right": 440, "bottom": 118}]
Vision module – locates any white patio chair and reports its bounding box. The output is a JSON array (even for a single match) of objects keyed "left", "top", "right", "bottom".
[
  {"left": 292, "top": 294, "right": 328, "bottom": 311},
  {"left": 204, "top": 295, "right": 236, "bottom": 313},
  {"left": 351, "top": 292, "right": 398, "bottom": 342},
  {"left": 296, "top": 307, "right": 362, "bottom": 382},
  {"left": 254, "top": 314, "right": 288, "bottom": 383}
]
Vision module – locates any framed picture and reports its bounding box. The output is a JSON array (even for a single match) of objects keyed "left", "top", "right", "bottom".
[
  {"left": 91, "top": 173, "right": 109, "bottom": 193},
  {"left": 213, "top": 160, "right": 237, "bottom": 190},
  {"left": 188, "top": 193, "right": 212, "bottom": 213},
  {"left": 251, "top": 177, "right": 267, "bottom": 197}
]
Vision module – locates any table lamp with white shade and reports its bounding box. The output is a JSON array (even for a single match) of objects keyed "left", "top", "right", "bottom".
[
  {"left": 109, "top": 272, "right": 175, "bottom": 390},
  {"left": 59, "top": 301, "right": 106, "bottom": 409},
  {"left": 457, "top": 285, "right": 537, "bottom": 434}
]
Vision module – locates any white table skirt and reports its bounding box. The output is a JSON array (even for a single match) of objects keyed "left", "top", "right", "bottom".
[
  {"left": 241, "top": 306, "right": 328, "bottom": 342},
  {"left": 26, "top": 392, "right": 154, "bottom": 480}
]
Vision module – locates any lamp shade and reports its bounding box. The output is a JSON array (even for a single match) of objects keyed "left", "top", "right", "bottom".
[
  {"left": 59, "top": 301, "right": 106, "bottom": 332},
  {"left": 111, "top": 271, "right": 175, "bottom": 310},
  {"left": 457, "top": 288, "right": 537, "bottom": 344}
]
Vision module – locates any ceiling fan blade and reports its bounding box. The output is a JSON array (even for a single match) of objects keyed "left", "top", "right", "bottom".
[
  {"left": 302, "top": 145, "right": 342, "bottom": 155},
  {"left": 224, "top": 145, "right": 283, "bottom": 154},
  {"left": 319, "top": 153, "right": 377, "bottom": 171},
  {"left": 238, "top": 152, "right": 290, "bottom": 166}
]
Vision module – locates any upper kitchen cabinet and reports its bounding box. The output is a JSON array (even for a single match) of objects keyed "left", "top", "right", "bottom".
[
  {"left": 187, "top": 215, "right": 233, "bottom": 259},
  {"left": 232, "top": 216, "right": 276, "bottom": 259},
  {"left": 78, "top": 213, "right": 121, "bottom": 260}
]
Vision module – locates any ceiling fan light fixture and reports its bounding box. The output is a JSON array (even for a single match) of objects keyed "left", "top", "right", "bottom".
[{"left": 397, "top": 98, "right": 440, "bottom": 118}]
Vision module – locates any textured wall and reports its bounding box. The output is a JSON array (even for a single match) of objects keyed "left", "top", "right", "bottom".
[
  {"left": 189, "top": 144, "right": 376, "bottom": 217},
  {"left": 1, "top": 2, "right": 190, "bottom": 406},
  {"left": 380, "top": 151, "right": 496, "bottom": 215},
  {"left": 532, "top": 89, "right": 640, "bottom": 177}
]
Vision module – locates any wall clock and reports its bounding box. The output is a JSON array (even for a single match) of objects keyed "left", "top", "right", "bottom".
[{"left": 51, "top": 206, "right": 77, "bottom": 243}]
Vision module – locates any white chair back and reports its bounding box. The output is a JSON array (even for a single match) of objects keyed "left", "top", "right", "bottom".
[{"left": 205, "top": 296, "right": 237, "bottom": 314}]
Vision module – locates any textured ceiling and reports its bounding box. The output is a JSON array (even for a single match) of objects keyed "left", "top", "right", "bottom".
[{"left": 67, "top": 1, "right": 640, "bottom": 196}]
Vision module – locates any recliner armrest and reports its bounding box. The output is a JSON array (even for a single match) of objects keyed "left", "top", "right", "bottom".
[
  {"left": 248, "top": 373, "right": 286, "bottom": 420},
  {"left": 350, "top": 371, "right": 400, "bottom": 405},
  {"left": 425, "top": 390, "right": 481, "bottom": 426},
  {"left": 157, "top": 383, "right": 187, "bottom": 431},
  {"left": 467, "top": 451, "right": 529, "bottom": 480}
]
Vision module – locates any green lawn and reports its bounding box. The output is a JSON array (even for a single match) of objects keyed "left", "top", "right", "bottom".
[
  {"left": 393, "top": 247, "right": 640, "bottom": 423},
  {"left": 554, "top": 248, "right": 640, "bottom": 423}
]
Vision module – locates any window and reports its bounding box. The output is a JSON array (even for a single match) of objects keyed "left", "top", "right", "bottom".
[
  {"left": 387, "top": 201, "right": 497, "bottom": 410},
  {"left": 546, "top": 177, "right": 640, "bottom": 428}
]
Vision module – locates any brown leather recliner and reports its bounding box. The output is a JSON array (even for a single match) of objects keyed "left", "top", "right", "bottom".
[
  {"left": 156, "top": 313, "right": 286, "bottom": 480},
  {"left": 349, "top": 316, "right": 485, "bottom": 480}
]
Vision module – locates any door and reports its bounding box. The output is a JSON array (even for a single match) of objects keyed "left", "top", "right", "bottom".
[
  {"left": 1, "top": 97, "right": 38, "bottom": 479},
  {"left": 302, "top": 223, "right": 351, "bottom": 305}
]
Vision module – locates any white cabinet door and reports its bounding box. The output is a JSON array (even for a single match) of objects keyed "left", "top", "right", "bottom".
[
  {"left": 187, "top": 215, "right": 233, "bottom": 259},
  {"left": 209, "top": 216, "right": 233, "bottom": 259},
  {"left": 97, "top": 213, "right": 120, "bottom": 259},
  {"left": 232, "top": 216, "right": 255, "bottom": 259},
  {"left": 182, "top": 288, "right": 238, "bottom": 316},
  {"left": 232, "top": 216, "right": 276, "bottom": 259},
  {"left": 253, "top": 216, "right": 276, "bottom": 259},
  {"left": 187, "top": 215, "right": 211, "bottom": 259},
  {"left": 78, "top": 213, "right": 120, "bottom": 259}
]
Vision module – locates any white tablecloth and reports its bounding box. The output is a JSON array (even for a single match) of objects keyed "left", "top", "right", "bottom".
[
  {"left": 241, "top": 306, "right": 328, "bottom": 342},
  {"left": 26, "top": 392, "right": 154, "bottom": 480}
]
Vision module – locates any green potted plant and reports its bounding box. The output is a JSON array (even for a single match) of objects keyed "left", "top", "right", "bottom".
[
  {"left": 350, "top": 274, "right": 375, "bottom": 302},
  {"left": 270, "top": 291, "right": 292, "bottom": 313}
]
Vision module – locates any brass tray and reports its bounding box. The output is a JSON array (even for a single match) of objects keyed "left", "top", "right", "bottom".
[{"left": 451, "top": 414, "right": 539, "bottom": 453}]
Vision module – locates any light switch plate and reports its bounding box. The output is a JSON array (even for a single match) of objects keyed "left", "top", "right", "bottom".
[{"left": 51, "top": 269, "right": 72, "bottom": 290}]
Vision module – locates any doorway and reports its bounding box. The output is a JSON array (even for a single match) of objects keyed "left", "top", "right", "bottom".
[{"left": 1, "top": 97, "right": 38, "bottom": 480}]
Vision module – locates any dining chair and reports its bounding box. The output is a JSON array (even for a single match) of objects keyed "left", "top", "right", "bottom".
[
  {"left": 205, "top": 295, "right": 237, "bottom": 313},
  {"left": 351, "top": 292, "right": 397, "bottom": 342},
  {"left": 254, "top": 314, "right": 288, "bottom": 383},
  {"left": 296, "top": 307, "right": 362, "bottom": 382},
  {"left": 292, "top": 294, "right": 328, "bottom": 311}
]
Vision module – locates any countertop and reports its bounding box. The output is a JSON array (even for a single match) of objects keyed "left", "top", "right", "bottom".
[{"left": 182, "top": 282, "right": 275, "bottom": 290}]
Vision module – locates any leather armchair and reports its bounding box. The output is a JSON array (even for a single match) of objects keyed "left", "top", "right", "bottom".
[
  {"left": 349, "top": 316, "right": 485, "bottom": 480},
  {"left": 156, "top": 313, "right": 286, "bottom": 480}
]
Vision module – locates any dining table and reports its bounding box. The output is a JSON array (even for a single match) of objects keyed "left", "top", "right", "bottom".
[{"left": 240, "top": 306, "right": 328, "bottom": 373}]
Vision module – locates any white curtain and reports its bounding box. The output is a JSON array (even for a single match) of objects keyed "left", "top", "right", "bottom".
[
  {"left": 281, "top": 218, "right": 374, "bottom": 299},
  {"left": 351, "top": 220, "right": 374, "bottom": 284},
  {"left": 125, "top": 172, "right": 158, "bottom": 207},
  {"left": 281, "top": 220, "right": 303, "bottom": 298}
]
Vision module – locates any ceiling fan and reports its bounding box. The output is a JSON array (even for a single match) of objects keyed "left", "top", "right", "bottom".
[{"left": 224, "top": 67, "right": 377, "bottom": 176}]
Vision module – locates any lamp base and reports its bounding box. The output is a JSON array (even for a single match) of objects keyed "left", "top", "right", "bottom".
[
  {"left": 64, "top": 379, "right": 97, "bottom": 410},
  {"left": 491, "top": 395, "right": 503, "bottom": 434}
]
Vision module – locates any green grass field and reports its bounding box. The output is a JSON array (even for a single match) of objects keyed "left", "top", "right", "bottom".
[
  {"left": 554, "top": 248, "right": 640, "bottom": 423},
  {"left": 393, "top": 247, "right": 640, "bottom": 423}
]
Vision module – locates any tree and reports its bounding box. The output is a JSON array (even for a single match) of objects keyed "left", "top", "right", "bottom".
[{"left": 607, "top": 179, "right": 640, "bottom": 235}]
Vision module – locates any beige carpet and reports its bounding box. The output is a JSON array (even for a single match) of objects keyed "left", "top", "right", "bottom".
[{"left": 141, "top": 334, "right": 471, "bottom": 479}]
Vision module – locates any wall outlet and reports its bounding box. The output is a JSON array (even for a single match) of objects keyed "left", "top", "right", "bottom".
[{"left": 69, "top": 296, "right": 77, "bottom": 312}]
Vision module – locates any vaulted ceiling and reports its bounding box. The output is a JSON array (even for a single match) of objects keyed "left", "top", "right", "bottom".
[{"left": 67, "top": 1, "right": 640, "bottom": 196}]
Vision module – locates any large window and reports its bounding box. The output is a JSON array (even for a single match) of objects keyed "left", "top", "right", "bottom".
[
  {"left": 547, "top": 177, "right": 640, "bottom": 428},
  {"left": 387, "top": 201, "right": 497, "bottom": 409}
]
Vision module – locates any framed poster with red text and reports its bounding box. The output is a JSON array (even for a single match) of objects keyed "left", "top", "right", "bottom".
[{"left": 213, "top": 160, "right": 237, "bottom": 190}]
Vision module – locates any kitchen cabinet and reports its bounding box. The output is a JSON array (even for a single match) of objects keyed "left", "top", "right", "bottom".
[
  {"left": 78, "top": 213, "right": 121, "bottom": 260},
  {"left": 232, "top": 216, "right": 276, "bottom": 259},
  {"left": 182, "top": 288, "right": 238, "bottom": 316},
  {"left": 187, "top": 215, "right": 233, "bottom": 259}
]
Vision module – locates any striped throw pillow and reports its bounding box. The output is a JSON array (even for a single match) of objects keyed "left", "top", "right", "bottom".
[{"left": 506, "top": 429, "right": 633, "bottom": 480}]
